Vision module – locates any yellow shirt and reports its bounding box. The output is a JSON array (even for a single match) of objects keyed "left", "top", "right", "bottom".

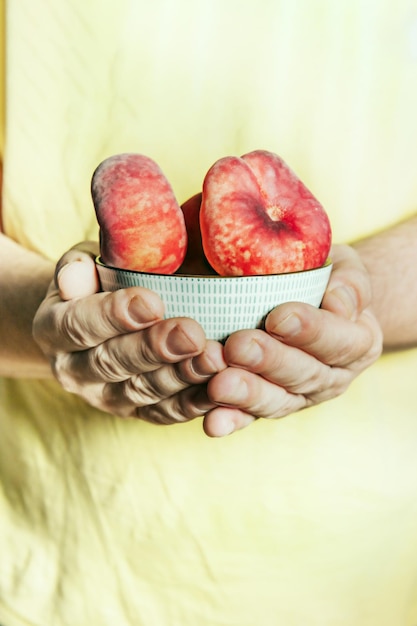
[
  {"left": 0, "top": 0, "right": 4, "bottom": 158},
  {"left": 1, "top": 1, "right": 417, "bottom": 625}
]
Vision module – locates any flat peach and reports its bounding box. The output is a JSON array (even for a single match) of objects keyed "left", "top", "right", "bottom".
[
  {"left": 200, "top": 149, "right": 332, "bottom": 276},
  {"left": 92, "top": 153, "right": 187, "bottom": 274}
]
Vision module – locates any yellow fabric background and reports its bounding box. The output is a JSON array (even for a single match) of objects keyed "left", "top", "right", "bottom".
[
  {"left": 1, "top": 1, "right": 417, "bottom": 625},
  {"left": 0, "top": 0, "right": 4, "bottom": 158}
]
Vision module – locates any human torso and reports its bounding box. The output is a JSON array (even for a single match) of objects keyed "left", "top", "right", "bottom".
[{"left": 1, "top": 1, "right": 417, "bottom": 625}]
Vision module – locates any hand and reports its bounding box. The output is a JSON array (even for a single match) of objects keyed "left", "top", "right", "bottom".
[
  {"left": 203, "top": 244, "right": 383, "bottom": 437},
  {"left": 33, "top": 242, "right": 226, "bottom": 424}
]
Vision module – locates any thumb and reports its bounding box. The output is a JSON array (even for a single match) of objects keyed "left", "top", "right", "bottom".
[{"left": 55, "top": 243, "right": 100, "bottom": 300}]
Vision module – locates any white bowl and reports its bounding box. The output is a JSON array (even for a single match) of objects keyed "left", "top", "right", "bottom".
[{"left": 96, "top": 257, "right": 332, "bottom": 341}]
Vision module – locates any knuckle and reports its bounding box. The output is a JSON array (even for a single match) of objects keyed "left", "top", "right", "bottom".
[
  {"left": 307, "top": 368, "right": 353, "bottom": 403},
  {"left": 328, "top": 372, "right": 353, "bottom": 398},
  {"left": 92, "top": 343, "right": 126, "bottom": 381},
  {"left": 348, "top": 266, "right": 372, "bottom": 311},
  {"left": 285, "top": 362, "right": 324, "bottom": 395},
  {"left": 263, "top": 393, "right": 306, "bottom": 420},
  {"left": 59, "top": 300, "right": 92, "bottom": 347},
  {"left": 351, "top": 310, "right": 383, "bottom": 371},
  {"left": 175, "top": 391, "right": 202, "bottom": 422},
  {"left": 123, "top": 375, "right": 161, "bottom": 407},
  {"left": 31, "top": 311, "right": 43, "bottom": 346},
  {"left": 104, "top": 291, "right": 135, "bottom": 333},
  {"left": 304, "top": 365, "right": 329, "bottom": 394},
  {"left": 331, "top": 341, "right": 357, "bottom": 364},
  {"left": 135, "top": 404, "right": 173, "bottom": 425},
  {"left": 178, "top": 385, "right": 211, "bottom": 419},
  {"left": 366, "top": 313, "right": 384, "bottom": 358},
  {"left": 52, "top": 352, "right": 80, "bottom": 394},
  {"left": 32, "top": 303, "right": 55, "bottom": 354}
]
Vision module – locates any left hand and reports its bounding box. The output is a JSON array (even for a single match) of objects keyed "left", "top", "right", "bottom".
[
  {"left": 33, "top": 242, "right": 227, "bottom": 424},
  {"left": 202, "top": 244, "right": 383, "bottom": 437}
]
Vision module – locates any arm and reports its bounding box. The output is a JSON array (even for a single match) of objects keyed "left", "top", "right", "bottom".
[
  {"left": 353, "top": 214, "right": 417, "bottom": 351},
  {"left": 204, "top": 214, "right": 417, "bottom": 436},
  {"left": 4, "top": 214, "right": 413, "bottom": 435},
  {"left": 0, "top": 232, "right": 54, "bottom": 377}
]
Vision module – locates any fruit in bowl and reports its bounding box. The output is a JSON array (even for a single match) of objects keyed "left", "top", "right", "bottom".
[
  {"left": 92, "top": 150, "right": 332, "bottom": 340},
  {"left": 91, "top": 153, "right": 187, "bottom": 274},
  {"left": 92, "top": 150, "right": 331, "bottom": 277}
]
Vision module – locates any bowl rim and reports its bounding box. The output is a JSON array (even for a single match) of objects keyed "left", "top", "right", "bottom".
[{"left": 95, "top": 256, "right": 332, "bottom": 279}]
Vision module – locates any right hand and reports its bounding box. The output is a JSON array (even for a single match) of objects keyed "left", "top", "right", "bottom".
[
  {"left": 201, "top": 244, "right": 383, "bottom": 436},
  {"left": 33, "top": 242, "right": 226, "bottom": 424}
]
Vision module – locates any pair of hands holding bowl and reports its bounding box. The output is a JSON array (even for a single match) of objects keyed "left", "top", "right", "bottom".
[{"left": 33, "top": 242, "right": 382, "bottom": 437}]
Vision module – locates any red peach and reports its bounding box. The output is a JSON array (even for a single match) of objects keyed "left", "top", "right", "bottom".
[
  {"left": 91, "top": 153, "right": 187, "bottom": 274},
  {"left": 200, "top": 150, "right": 332, "bottom": 276},
  {"left": 176, "top": 193, "right": 217, "bottom": 275}
]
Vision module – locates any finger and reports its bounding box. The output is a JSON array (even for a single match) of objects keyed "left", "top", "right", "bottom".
[
  {"left": 34, "top": 287, "right": 166, "bottom": 354},
  {"left": 129, "top": 383, "right": 216, "bottom": 424},
  {"left": 203, "top": 407, "right": 256, "bottom": 437},
  {"left": 57, "top": 258, "right": 100, "bottom": 300},
  {"left": 55, "top": 241, "right": 100, "bottom": 300},
  {"left": 207, "top": 366, "right": 307, "bottom": 420},
  {"left": 55, "top": 241, "right": 99, "bottom": 272},
  {"left": 101, "top": 340, "right": 226, "bottom": 411},
  {"left": 264, "top": 304, "right": 381, "bottom": 368},
  {"left": 321, "top": 244, "right": 372, "bottom": 320},
  {"left": 222, "top": 329, "right": 351, "bottom": 398},
  {"left": 55, "top": 317, "right": 208, "bottom": 386}
]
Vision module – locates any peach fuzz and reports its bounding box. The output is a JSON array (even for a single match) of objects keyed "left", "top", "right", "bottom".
[
  {"left": 91, "top": 153, "right": 187, "bottom": 274},
  {"left": 200, "top": 149, "right": 332, "bottom": 276}
]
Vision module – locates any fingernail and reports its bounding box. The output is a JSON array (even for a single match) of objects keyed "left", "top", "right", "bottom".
[
  {"left": 222, "top": 378, "right": 249, "bottom": 404},
  {"left": 128, "top": 295, "right": 160, "bottom": 323},
  {"left": 216, "top": 418, "right": 235, "bottom": 436},
  {"left": 271, "top": 313, "right": 302, "bottom": 338},
  {"left": 190, "top": 353, "right": 220, "bottom": 378},
  {"left": 327, "top": 286, "right": 358, "bottom": 320},
  {"left": 242, "top": 338, "right": 264, "bottom": 367},
  {"left": 57, "top": 260, "right": 99, "bottom": 300},
  {"left": 167, "top": 325, "right": 199, "bottom": 356},
  {"left": 227, "top": 338, "right": 264, "bottom": 368}
]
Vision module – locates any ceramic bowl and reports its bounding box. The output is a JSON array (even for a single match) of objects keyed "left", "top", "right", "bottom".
[{"left": 96, "top": 257, "right": 332, "bottom": 341}]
